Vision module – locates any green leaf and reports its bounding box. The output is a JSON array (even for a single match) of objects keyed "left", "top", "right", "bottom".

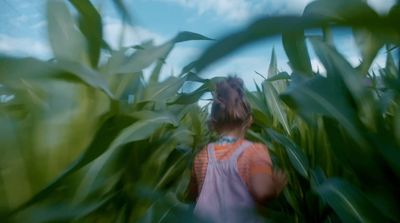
[
  {"left": 194, "top": 16, "right": 323, "bottom": 73},
  {"left": 29, "top": 193, "right": 116, "bottom": 223},
  {"left": 69, "top": 0, "right": 103, "bottom": 67},
  {"left": 195, "top": 0, "right": 398, "bottom": 73},
  {"left": 267, "top": 129, "right": 309, "bottom": 178},
  {"left": 149, "top": 32, "right": 212, "bottom": 83},
  {"left": 263, "top": 82, "right": 291, "bottom": 135},
  {"left": 385, "top": 45, "right": 398, "bottom": 78},
  {"left": 303, "top": 0, "right": 379, "bottom": 22},
  {"left": 180, "top": 61, "right": 199, "bottom": 76},
  {"left": 6, "top": 114, "right": 132, "bottom": 216},
  {"left": 309, "top": 37, "right": 367, "bottom": 101},
  {"left": 0, "top": 57, "right": 113, "bottom": 98},
  {"left": 315, "top": 178, "right": 387, "bottom": 223},
  {"left": 111, "top": 0, "right": 134, "bottom": 25},
  {"left": 56, "top": 60, "right": 114, "bottom": 98},
  {"left": 109, "top": 112, "right": 178, "bottom": 150},
  {"left": 118, "top": 42, "right": 174, "bottom": 74},
  {"left": 267, "top": 72, "right": 290, "bottom": 82},
  {"left": 281, "top": 38, "right": 369, "bottom": 148},
  {"left": 353, "top": 28, "right": 384, "bottom": 74},
  {"left": 183, "top": 72, "right": 207, "bottom": 83},
  {"left": 171, "top": 84, "right": 209, "bottom": 105},
  {"left": 143, "top": 76, "right": 184, "bottom": 102},
  {"left": 47, "top": 0, "right": 89, "bottom": 64},
  {"left": 267, "top": 47, "right": 278, "bottom": 77},
  {"left": 155, "top": 153, "right": 189, "bottom": 190},
  {"left": 173, "top": 31, "right": 214, "bottom": 43},
  {"left": 282, "top": 31, "right": 313, "bottom": 76}
]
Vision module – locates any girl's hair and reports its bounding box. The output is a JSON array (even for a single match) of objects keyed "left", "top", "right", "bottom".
[{"left": 210, "top": 76, "right": 252, "bottom": 133}]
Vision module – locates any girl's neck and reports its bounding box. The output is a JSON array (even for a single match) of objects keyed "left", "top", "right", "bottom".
[{"left": 219, "top": 129, "right": 244, "bottom": 139}]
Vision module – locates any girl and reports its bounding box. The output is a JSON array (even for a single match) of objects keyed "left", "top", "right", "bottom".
[{"left": 187, "top": 76, "right": 287, "bottom": 223}]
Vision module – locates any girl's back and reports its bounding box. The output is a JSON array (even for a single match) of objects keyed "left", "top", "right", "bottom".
[
  {"left": 187, "top": 76, "right": 287, "bottom": 222},
  {"left": 193, "top": 139, "right": 271, "bottom": 222}
]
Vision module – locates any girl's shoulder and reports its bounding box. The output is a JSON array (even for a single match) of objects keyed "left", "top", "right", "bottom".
[
  {"left": 194, "top": 145, "right": 209, "bottom": 163},
  {"left": 242, "top": 141, "right": 270, "bottom": 158}
]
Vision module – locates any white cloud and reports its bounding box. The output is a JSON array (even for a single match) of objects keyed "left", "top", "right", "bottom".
[
  {"left": 103, "top": 17, "right": 166, "bottom": 49},
  {"left": 166, "top": 0, "right": 313, "bottom": 23},
  {"left": 198, "top": 55, "right": 276, "bottom": 89},
  {"left": 0, "top": 34, "right": 51, "bottom": 59},
  {"left": 165, "top": 0, "right": 397, "bottom": 23},
  {"left": 10, "top": 15, "right": 30, "bottom": 27},
  {"left": 174, "top": 0, "right": 252, "bottom": 22},
  {"left": 31, "top": 20, "right": 47, "bottom": 29},
  {"left": 367, "top": 0, "right": 397, "bottom": 14}
]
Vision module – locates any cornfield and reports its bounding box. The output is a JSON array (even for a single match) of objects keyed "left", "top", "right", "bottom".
[{"left": 0, "top": 0, "right": 399, "bottom": 222}]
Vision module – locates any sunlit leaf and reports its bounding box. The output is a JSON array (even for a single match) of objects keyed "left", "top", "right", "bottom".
[
  {"left": 149, "top": 32, "right": 213, "bottom": 83},
  {"left": 263, "top": 82, "right": 290, "bottom": 135},
  {"left": 47, "top": 0, "right": 89, "bottom": 64},
  {"left": 315, "top": 178, "right": 387, "bottom": 223},
  {"left": 267, "top": 129, "right": 309, "bottom": 178},
  {"left": 0, "top": 57, "right": 113, "bottom": 98},
  {"left": 267, "top": 72, "right": 290, "bottom": 82},
  {"left": 69, "top": 0, "right": 103, "bottom": 67},
  {"left": 282, "top": 31, "right": 313, "bottom": 75},
  {"left": 267, "top": 47, "right": 278, "bottom": 77}
]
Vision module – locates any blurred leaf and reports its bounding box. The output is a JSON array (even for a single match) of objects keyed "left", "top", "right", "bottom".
[
  {"left": 47, "top": 0, "right": 89, "bottom": 64},
  {"left": 282, "top": 31, "right": 313, "bottom": 76},
  {"left": 194, "top": 2, "right": 388, "bottom": 73},
  {"left": 112, "top": 0, "right": 134, "bottom": 25},
  {"left": 180, "top": 61, "right": 199, "bottom": 76},
  {"left": 184, "top": 72, "right": 208, "bottom": 83},
  {"left": 282, "top": 37, "right": 369, "bottom": 148},
  {"left": 267, "top": 129, "right": 309, "bottom": 178},
  {"left": 0, "top": 57, "right": 113, "bottom": 98},
  {"left": 385, "top": 45, "right": 398, "bottom": 77},
  {"left": 353, "top": 28, "right": 384, "bottom": 74},
  {"left": 303, "top": 0, "right": 379, "bottom": 22},
  {"left": 194, "top": 16, "right": 325, "bottom": 73},
  {"left": 7, "top": 114, "right": 131, "bottom": 217},
  {"left": 322, "top": 26, "right": 334, "bottom": 46},
  {"left": 315, "top": 178, "right": 387, "bottom": 223},
  {"left": 173, "top": 31, "right": 214, "bottom": 43},
  {"left": 309, "top": 37, "right": 366, "bottom": 101},
  {"left": 70, "top": 0, "right": 102, "bottom": 67},
  {"left": 29, "top": 193, "right": 116, "bottom": 223},
  {"left": 110, "top": 72, "right": 142, "bottom": 99}
]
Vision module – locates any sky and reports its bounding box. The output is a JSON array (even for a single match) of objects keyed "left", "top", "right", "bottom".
[{"left": 0, "top": 0, "right": 397, "bottom": 89}]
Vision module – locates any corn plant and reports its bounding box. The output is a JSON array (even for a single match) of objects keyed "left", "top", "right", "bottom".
[
  {"left": 1, "top": 0, "right": 400, "bottom": 222},
  {"left": 0, "top": 0, "right": 213, "bottom": 222},
  {"left": 193, "top": 0, "right": 400, "bottom": 222}
]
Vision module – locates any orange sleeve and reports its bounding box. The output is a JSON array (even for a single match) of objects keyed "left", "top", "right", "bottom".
[
  {"left": 248, "top": 143, "right": 273, "bottom": 176},
  {"left": 193, "top": 146, "right": 208, "bottom": 192}
]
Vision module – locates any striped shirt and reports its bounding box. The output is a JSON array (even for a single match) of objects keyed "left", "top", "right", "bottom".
[{"left": 193, "top": 139, "right": 273, "bottom": 193}]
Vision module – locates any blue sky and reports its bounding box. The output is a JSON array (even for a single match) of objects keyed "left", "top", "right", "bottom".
[{"left": 0, "top": 0, "right": 396, "bottom": 89}]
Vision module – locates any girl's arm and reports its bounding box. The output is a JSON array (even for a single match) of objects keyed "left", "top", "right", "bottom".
[
  {"left": 186, "top": 170, "right": 198, "bottom": 202},
  {"left": 249, "top": 169, "right": 287, "bottom": 204},
  {"left": 246, "top": 144, "right": 287, "bottom": 204}
]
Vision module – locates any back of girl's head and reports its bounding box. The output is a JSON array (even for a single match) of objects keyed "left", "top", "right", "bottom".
[{"left": 210, "top": 76, "right": 252, "bottom": 133}]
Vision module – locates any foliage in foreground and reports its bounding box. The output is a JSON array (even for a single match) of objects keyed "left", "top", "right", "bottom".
[{"left": 0, "top": 0, "right": 400, "bottom": 222}]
